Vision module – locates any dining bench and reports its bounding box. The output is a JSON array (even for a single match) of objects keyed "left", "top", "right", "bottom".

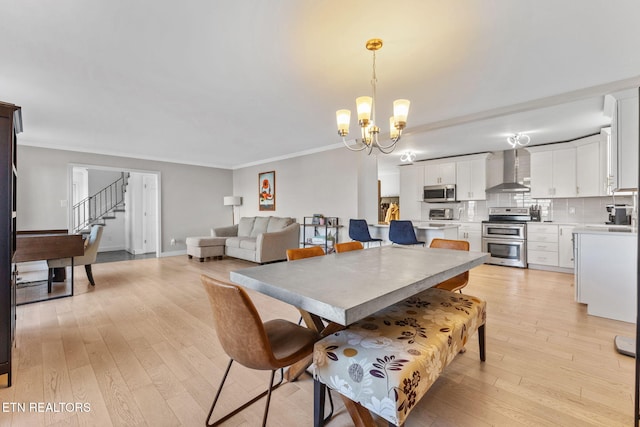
[{"left": 312, "top": 287, "right": 486, "bottom": 427}]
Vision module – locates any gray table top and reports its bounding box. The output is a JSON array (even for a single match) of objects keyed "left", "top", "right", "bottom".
[{"left": 230, "top": 245, "right": 489, "bottom": 325}]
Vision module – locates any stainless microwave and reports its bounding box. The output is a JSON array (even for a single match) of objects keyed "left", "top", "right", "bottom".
[{"left": 423, "top": 184, "right": 456, "bottom": 203}]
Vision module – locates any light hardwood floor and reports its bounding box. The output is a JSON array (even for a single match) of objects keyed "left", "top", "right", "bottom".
[{"left": 0, "top": 255, "right": 635, "bottom": 426}]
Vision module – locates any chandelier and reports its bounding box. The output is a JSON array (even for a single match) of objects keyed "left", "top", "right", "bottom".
[
  {"left": 507, "top": 133, "right": 530, "bottom": 148},
  {"left": 336, "top": 39, "right": 410, "bottom": 155}
]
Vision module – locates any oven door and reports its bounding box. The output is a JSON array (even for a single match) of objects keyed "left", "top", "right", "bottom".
[
  {"left": 482, "top": 237, "right": 527, "bottom": 268},
  {"left": 482, "top": 222, "right": 526, "bottom": 240}
]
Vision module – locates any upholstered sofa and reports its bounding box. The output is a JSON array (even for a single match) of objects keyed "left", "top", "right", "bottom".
[{"left": 212, "top": 216, "right": 299, "bottom": 263}]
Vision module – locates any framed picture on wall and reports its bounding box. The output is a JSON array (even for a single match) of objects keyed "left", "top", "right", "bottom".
[{"left": 258, "top": 170, "right": 276, "bottom": 211}]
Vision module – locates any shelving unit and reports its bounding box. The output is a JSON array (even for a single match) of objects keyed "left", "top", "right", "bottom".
[
  {"left": 301, "top": 216, "right": 340, "bottom": 254},
  {"left": 0, "top": 102, "right": 21, "bottom": 387}
]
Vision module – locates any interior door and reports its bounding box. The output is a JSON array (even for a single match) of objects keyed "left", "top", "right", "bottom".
[{"left": 142, "top": 174, "right": 157, "bottom": 254}]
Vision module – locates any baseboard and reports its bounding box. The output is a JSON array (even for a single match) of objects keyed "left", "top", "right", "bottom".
[
  {"left": 98, "top": 245, "right": 127, "bottom": 252},
  {"left": 528, "top": 264, "right": 574, "bottom": 274},
  {"left": 160, "top": 249, "right": 187, "bottom": 258}
]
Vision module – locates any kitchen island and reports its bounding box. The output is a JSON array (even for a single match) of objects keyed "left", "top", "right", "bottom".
[
  {"left": 370, "top": 222, "right": 459, "bottom": 246},
  {"left": 573, "top": 226, "right": 637, "bottom": 323}
]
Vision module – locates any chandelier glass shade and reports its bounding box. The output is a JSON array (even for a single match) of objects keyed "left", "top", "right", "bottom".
[{"left": 336, "top": 39, "right": 410, "bottom": 155}]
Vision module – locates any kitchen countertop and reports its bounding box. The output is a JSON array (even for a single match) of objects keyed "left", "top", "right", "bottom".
[
  {"left": 372, "top": 222, "right": 460, "bottom": 230},
  {"left": 572, "top": 225, "right": 637, "bottom": 235}
]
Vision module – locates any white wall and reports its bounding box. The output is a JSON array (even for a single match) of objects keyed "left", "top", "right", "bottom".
[
  {"left": 17, "top": 146, "right": 233, "bottom": 254},
  {"left": 232, "top": 148, "right": 377, "bottom": 243}
]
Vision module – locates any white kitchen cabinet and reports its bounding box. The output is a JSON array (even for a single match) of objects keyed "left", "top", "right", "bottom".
[
  {"left": 574, "top": 229, "right": 636, "bottom": 323},
  {"left": 456, "top": 154, "right": 489, "bottom": 201},
  {"left": 424, "top": 161, "right": 456, "bottom": 185},
  {"left": 576, "top": 135, "right": 608, "bottom": 197},
  {"left": 527, "top": 223, "right": 559, "bottom": 267},
  {"left": 456, "top": 222, "right": 482, "bottom": 252},
  {"left": 379, "top": 170, "right": 400, "bottom": 197},
  {"left": 558, "top": 225, "right": 575, "bottom": 268},
  {"left": 614, "top": 93, "right": 639, "bottom": 190},
  {"left": 527, "top": 144, "right": 576, "bottom": 198},
  {"left": 399, "top": 164, "right": 424, "bottom": 221}
]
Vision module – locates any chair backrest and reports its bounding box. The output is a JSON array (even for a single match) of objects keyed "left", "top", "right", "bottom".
[
  {"left": 80, "top": 225, "right": 104, "bottom": 264},
  {"left": 388, "top": 220, "right": 419, "bottom": 245},
  {"left": 201, "top": 275, "right": 276, "bottom": 370},
  {"left": 429, "top": 238, "right": 470, "bottom": 292},
  {"left": 286, "top": 246, "right": 325, "bottom": 261},
  {"left": 335, "top": 241, "right": 364, "bottom": 253},
  {"left": 348, "top": 219, "right": 373, "bottom": 242}
]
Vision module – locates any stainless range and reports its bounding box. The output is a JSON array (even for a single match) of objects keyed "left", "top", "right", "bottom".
[{"left": 482, "top": 207, "right": 530, "bottom": 268}]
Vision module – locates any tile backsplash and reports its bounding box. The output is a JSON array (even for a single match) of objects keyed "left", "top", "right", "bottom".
[{"left": 422, "top": 193, "right": 636, "bottom": 224}]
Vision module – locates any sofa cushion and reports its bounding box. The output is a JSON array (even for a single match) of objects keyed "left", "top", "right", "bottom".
[
  {"left": 226, "top": 236, "right": 256, "bottom": 250},
  {"left": 267, "top": 216, "right": 293, "bottom": 232},
  {"left": 239, "top": 238, "right": 257, "bottom": 251},
  {"left": 250, "top": 216, "right": 271, "bottom": 237},
  {"left": 225, "top": 237, "right": 242, "bottom": 249},
  {"left": 238, "top": 217, "right": 255, "bottom": 237}
]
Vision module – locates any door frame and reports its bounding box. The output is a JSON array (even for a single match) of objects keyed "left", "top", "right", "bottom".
[{"left": 67, "top": 163, "right": 162, "bottom": 258}]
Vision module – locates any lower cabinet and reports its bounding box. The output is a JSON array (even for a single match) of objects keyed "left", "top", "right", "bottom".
[
  {"left": 526, "top": 223, "right": 576, "bottom": 271},
  {"left": 527, "top": 223, "right": 559, "bottom": 267},
  {"left": 574, "top": 231, "right": 636, "bottom": 323},
  {"left": 456, "top": 222, "right": 482, "bottom": 252},
  {"left": 558, "top": 225, "right": 575, "bottom": 268}
]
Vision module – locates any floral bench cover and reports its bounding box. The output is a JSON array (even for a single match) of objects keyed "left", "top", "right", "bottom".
[{"left": 312, "top": 287, "right": 486, "bottom": 426}]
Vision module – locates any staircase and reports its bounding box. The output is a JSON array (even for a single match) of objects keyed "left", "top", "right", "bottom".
[{"left": 72, "top": 172, "right": 129, "bottom": 234}]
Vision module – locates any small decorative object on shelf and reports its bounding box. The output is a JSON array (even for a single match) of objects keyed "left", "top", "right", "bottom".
[{"left": 302, "top": 216, "right": 340, "bottom": 254}]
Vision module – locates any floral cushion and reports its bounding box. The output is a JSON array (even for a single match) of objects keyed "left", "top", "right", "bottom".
[{"left": 312, "top": 287, "right": 486, "bottom": 426}]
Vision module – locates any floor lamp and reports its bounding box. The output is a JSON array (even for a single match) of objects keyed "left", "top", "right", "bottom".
[{"left": 223, "top": 196, "right": 242, "bottom": 225}]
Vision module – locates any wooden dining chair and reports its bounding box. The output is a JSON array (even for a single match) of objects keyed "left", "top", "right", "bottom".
[
  {"left": 430, "top": 238, "right": 470, "bottom": 293},
  {"left": 286, "top": 246, "right": 325, "bottom": 261},
  {"left": 201, "top": 275, "right": 321, "bottom": 427},
  {"left": 334, "top": 241, "right": 364, "bottom": 253}
]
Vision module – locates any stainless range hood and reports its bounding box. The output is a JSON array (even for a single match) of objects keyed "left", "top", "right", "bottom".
[{"left": 485, "top": 149, "right": 530, "bottom": 193}]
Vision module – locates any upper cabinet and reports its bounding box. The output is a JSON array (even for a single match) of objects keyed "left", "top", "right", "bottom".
[
  {"left": 456, "top": 153, "right": 490, "bottom": 201},
  {"left": 527, "top": 133, "right": 612, "bottom": 199},
  {"left": 527, "top": 144, "right": 577, "bottom": 198},
  {"left": 424, "top": 160, "right": 456, "bottom": 185},
  {"left": 379, "top": 171, "right": 400, "bottom": 197},
  {"left": 575, "top": 133, "right": 609, "bottom": 197},
  {"left": 609, "top": 89, "right": 639, "bottom": 191}
]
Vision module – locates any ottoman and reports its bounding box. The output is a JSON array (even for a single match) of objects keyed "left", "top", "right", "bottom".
[{"left": 186, "top": 236, "right": 226, "bottom": 262}]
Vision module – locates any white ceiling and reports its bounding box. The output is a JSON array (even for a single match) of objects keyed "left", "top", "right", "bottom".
[{"left": 1, "top": 1, "right": 639, "bottom": 173}]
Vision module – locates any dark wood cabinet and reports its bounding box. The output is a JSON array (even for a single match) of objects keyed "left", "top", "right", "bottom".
[{"left": 0, "top": 102, "right": 21, "bottom": 387}]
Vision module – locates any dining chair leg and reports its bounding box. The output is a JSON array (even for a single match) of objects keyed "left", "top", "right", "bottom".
[
  {"left": 313, "top": 379, "right": 335, "bottom": 427},
  {"left": 47, "top": 268, "right": 53, "bottom": 293},
  {"left": 478, "top": 324, "right": 486, "bottom": 362},
  {"left": 206, "top": 359, "right": 285, "bottom": 427},
  {"left": 85, "top": 264, "right": 96, "bottom": 286},
  {"left": 314, "top": 379, "right": 326, "bottom": 427}
]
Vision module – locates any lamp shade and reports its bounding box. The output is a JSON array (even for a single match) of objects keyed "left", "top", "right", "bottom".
[{"left": 223, "top": 196, "right": 242, "bottom": 206}]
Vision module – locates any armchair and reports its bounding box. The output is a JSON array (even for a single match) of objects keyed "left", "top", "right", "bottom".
[{"left": 47, "top": 225, "right": 104, "bottom": 291}]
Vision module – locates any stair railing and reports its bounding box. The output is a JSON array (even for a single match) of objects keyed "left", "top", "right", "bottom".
[{"left": 72, "top": 172, "right": 129, "bottom": 233}]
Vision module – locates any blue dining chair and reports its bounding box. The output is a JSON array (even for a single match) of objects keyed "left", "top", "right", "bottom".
[
  {"left": 348, "top": 219, "right": 383, "bottom": 247},
  {"left": 388, "top": 220, "right": 425, "bottom": 246}
]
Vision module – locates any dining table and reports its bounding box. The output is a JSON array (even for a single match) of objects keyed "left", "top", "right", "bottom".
[{"left": 230, "top": 244, "right": 489, "bottom": 426}]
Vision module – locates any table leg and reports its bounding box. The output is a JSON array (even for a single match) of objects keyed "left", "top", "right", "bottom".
[
  {"left": 340, "top": 395, "right": 377, "bottom": 427},
  {"left": 71, "top": 257, "right": 74, "bottom": 297},
  {"left": 286, "top": 310, "right": 346, "bottom": 382}
]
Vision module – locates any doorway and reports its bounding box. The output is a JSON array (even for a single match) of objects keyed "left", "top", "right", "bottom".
[{"left": 69, "top": 165, "right": 161, "bottom": 258}]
